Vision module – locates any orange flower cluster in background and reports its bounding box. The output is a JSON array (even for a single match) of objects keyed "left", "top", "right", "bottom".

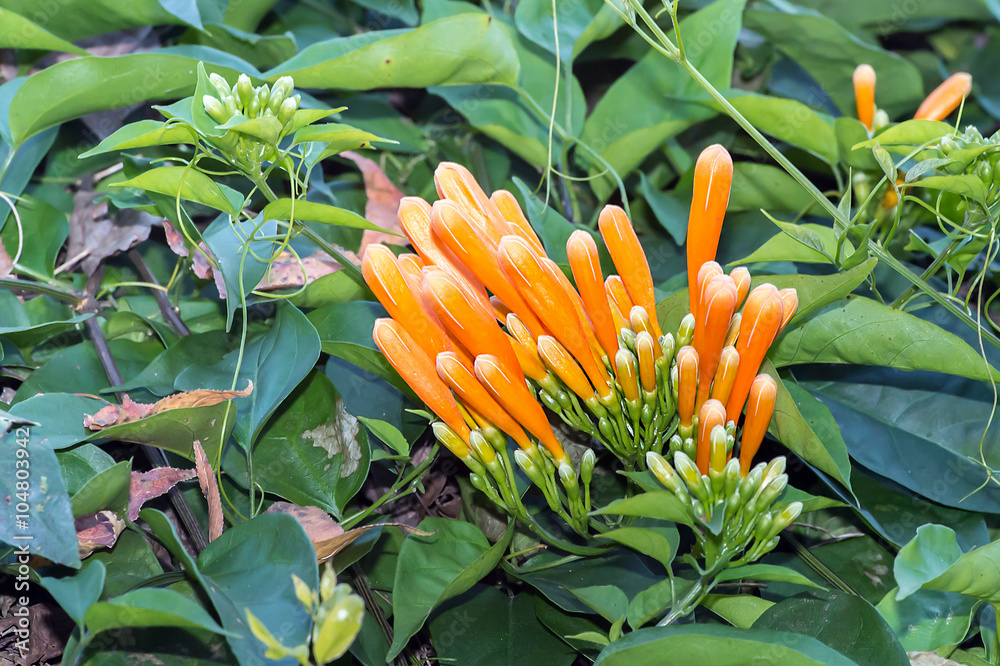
[{"left": 363, "top": 147, "right": 797, "bottom": 529}]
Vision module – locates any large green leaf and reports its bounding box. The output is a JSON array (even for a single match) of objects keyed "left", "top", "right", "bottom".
[
  {"left": 753, "top": 591, "right": 909, "bottom": 666},
  {"left": 0, "top": 8, "right": 87, "bottom": 54},
  {"left": 742, "top": 6, "right": 923, "bottom": 116},
  {"left": 580, "top": 0, "right": 744, "bottom": 198},
  {"left": 726, "top": 163, "right": 818, "bottom": 215},
  {"left": 895, "top": 525, "right": 1000, "bottom": 602},
  {"left": 876, "top": 586, "right": 980, "bottom": 652},
  {"left": 0, "top": 195, "right": 71, "bottom": 280},
  {"left": 39, "top": 561, "right": 106, "bottom": 627},
  {"left": 0, "top": 0, "right": 200, "bottom": 41},
  {"left": 114, "top": 331, "right": 235, "bottom": 396},
  {"left": 199, "top": 214, "right": 275, "bottom": 329},
  {"left": 8, "top": 394, "right": 107, "bottom": 450},
  {"left": 593, "top": 491, "right": 693, "bottom": 526},
  {"left": 598, "top": 524, "right": 679, "bottom": 570},
  {"left": 79, "top": 120, "right": 198, "bottom": 158},
  {"left": 224, "top": 371, "right": 370, "bottom": 518},
  {"left": 721, "top": 92, "right": 837, "bottom": 164},
  {"left": 176, "top": 303, "right": 321, "bottom": 449},
  {"left": 701, "top": 594, "right": 774, "bottom": 628},
  {"left": 261, "top": 198, "right": 388, "bottom": 232},
  {"left": 593, "top": 624, "right": 856, "bottom": 665},
  {"left": 85, "top": 588, "right": 230, "bottom": 635},
  {"left": 9, "top": 50, "right": 259, "bottom": 145},
  {"left": 732, "top": 224, "right": 841, "bottom": 265},
  {"left": 388, "top": 518, "right": 513, "bottom": 660},
  {"left": 265, "top": 15, "right": 519, "bottom": 90},
  {"left": 771, "top": 296, "right": 1000, "bottom": 381},
  {"left": 114, "top": 167, "right": 241, "bottom": 218}
]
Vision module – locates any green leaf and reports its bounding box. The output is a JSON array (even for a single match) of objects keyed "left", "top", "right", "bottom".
[
  {"left": 224, "top": 370, "right": 370, "bottom": 518},
  {"left": 113, "top": 331, "right": 234, "bottom": 396},
  {"left": 79, "top": 120, "right": 197, "bottom": 158},
  {"left": 199, "top": 214, "right": 274, "bottom": 329},
  {"left": 514, "top": 0, "right": 604, "bottom": 61},
  {"left": 39, "top": 561, "right": 106, "bottom": 627},
  {"left": 598, "top": 525, "right": 679, "bottom": 570},
  {"left": 89, "top": 529, "right": 164, "bottom": 598},
  {"left": 733, "top": 223, "right": 843, "bottom": 265},
  {"left": 727, "top": 164, "right": 819, "bottom": 215},
  {"left": 358, "top": 416, "right": 410, "bottom": 455},
  {"left": 0, "top": 8, "right": 89, "bottom": 54},
  {"left": 743, "top": 7, "right": 922, "bottom": 117},
  {"left": 215, "top": 114, "right": 284, "bottom": 143},
  {"left": 639, "top": 173, "right": 687, "bottom": 246},
  {"left": 0, "top": 195, "right": 70, "bottom": 280},
  {"left": 854, "top": 120, "right": 954, "bottom": 149},
  {"left": 593, "top": 624, "right": 856, "bottom": 665},
  {"left": 0, "top": 429, "right": 79, "bottom": 567},
  {"left": 836, "top": 117, "right": 880, "bottom": 171},
  {"left": 753, "top": 591, "right": 909, "bottom": 666},
  {"left": 717, "top": 564, "right": 823, "bottom": 588},
  {"left": 113, "top": 167, "right": 241, "bottom": 218},
  {"left": 8, "top": 394, "right": 106, "bottom": 450},
  {"left": 910, "top": 175, "right": 989, "bottom": 204},
  {"left": 261, "top": 198, "right": 390, "bottom": 232},
  {"left": 85, "top": 588, "right": 230, "bottom": 635},
  {"left": 265, "top": 15, "right": 519, "bottom": 90},
  {"left": 388, "top": 518, "right": 514, "bottom": 660},
  {"left": 701, "top": 594, "right": 774, "bottom": 628},
  {"left": 428, "top": 586, "right": 577, "bottom": 666},
  {"left": 291, "top": 122, "right": 392, "bottom": 150},
  {"left": 723, "top": 92, "right": 837, "bottom": 164},
  {"left": 876, "top": 586, "right": 980, "bottom": 652},
  {"left": 593, "top": 491, "right": 693, "bottom": 526},
  {"left": 580, "top": 0, "right": 744, "bottom": 198},
  {"left": 568, "top": 585, "right": 629, "bottom": 623},
  {"left": 896, "top": 525, "right": 1000, "bottom": 603},
  {"left": 70, "top": 461, "right": 131, "bottom": 517},
  {"left": 176, "top": 303, "right": 321, "bottom": 449},
  {"left": 9, "top": 51, "right": 259, "bottom": 145},
  {"left": 770, "top": 296, "right": 1000, "bottom": 382}
]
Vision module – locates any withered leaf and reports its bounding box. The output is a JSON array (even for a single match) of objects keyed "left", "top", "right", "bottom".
[
  {"left": 266, "top": 502, "right": 343, "bottom": 543},
  {"left": 342, "top": 151, "right": 404, "bottom": 255},
  {"left": 314, "top": 523, "right": 432, "bottom": 563},
  {"left": 256, "top": 250, "right": 342, "bottom": 291},
  {"left": 193, "top": 439, "right": 224, "bottom": 542},
  {"left": 128, "top": 467, "right": 197, "bottom": 520},
  {"left": 83, "top": 381, "right": 253, "bottom": 430},
  {"left": 77, "top": 510, "right": 125, "bottom": 559},
  {"left": 163, "top": 219, "right": 215, "bottom": 280}
]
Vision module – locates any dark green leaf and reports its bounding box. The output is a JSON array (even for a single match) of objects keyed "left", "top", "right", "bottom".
[{"left": 39, "top": 561, "right": 106, "bottom": 627}]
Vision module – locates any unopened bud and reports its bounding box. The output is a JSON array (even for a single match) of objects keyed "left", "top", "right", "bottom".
[
  {"left": 236, "top": 73, "right": 254, "bottom": 108},
  {"left": 203, "top": 95, "right": 228, "bottom": 124},
  {"left": 558, "top": 462, "right": 576, "bottom": 486},
  {"left": 209, "top": 72, "right": 231, "bottom": 99},
  {"left": 277, "top": 96, "right": 298, "bottom": 126},
  {"left": 761, "top": 456, "right": 786, "bottom": 488},
  {"left": 772, "top": 501, "right": 803, "bottom": 533},
  {"left": 580, "top": 449, "right": 596, "bottom": 485},
  {"left": 646, "top": 451, "right": 678, "bottom": 491},
  {"left": 268, "top": 76, "right": 294, "bottom": 113},
  {"left": 677, "top": 313, "right": 695, "bottom": 347},
  {"left": 469, "top": 430, "right": 496, "bottom": 464},
  {"left": 872, "top": 109, "right": 890, "bottom": 131},
  {"left": 756, "top": 474, "right": 787, "bottom": 509},
  {"left": 619, "top": 326, "right": 636, "bottom": 350},
  {"left": 432, "top": 422, "right": 470, "bottom": 458}
]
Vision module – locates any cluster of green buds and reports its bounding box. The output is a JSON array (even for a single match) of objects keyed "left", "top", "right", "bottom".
[
  {"left": 247, "top": 565, "right": 364, "bottom": 666},
  {"left": 939, "top": 126, "right": 1000, "bottom": 202},
  {"left": 647, "top": 450, "right": 803, "bottom": 570},
  {"left": 202, "top": 72, "right": 299, "bottom": 168}
]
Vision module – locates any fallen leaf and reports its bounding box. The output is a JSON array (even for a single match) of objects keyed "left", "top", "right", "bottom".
[
  {"left": 193, "top": 440, "right": 224, "bottom": 542},
  {"left": 314, "top": 523, "right": 432, "bottom": 563},
  {"left": 0, "top": 602, "right": 72, "bottom": 665},
  {"left": 163, "top": 219, "right": 215, "bottom": 280},
  {"left": 342, "top": 151, "right": 404, "bottom": 254},
  {"left": 128, "top": 467, "right": 197, "bottom": 520},
  {"left": 66, "top": 191, "right": 153, "bottom": 275},
  {"left": 266, "top": 502, "right": 343, "bottom": 543},
  {"left": 256, "top": 250, "right": 342, "bottom": 291},
  {"left": 83, "top": 382, "right": 253, "bottom": 430},
  {"left": 76, "top": 510, "right": 126, "bottom": 558}
]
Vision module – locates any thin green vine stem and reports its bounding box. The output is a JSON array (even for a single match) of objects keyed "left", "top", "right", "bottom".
[{"left": 0, "top": 277, "right": 80, "bottom": 303}]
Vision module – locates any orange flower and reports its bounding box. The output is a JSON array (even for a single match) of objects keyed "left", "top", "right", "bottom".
[
  {"left": 598, "top": 206, "right": 662, "bottom": 338},
  {"left": 434, "top": 162, "right": 510, "bottom": 243},
  {"left": 730, "top": 267, "right": 751, "bottom": 309},
  {"left": 687, "top": 145, "right": 733, "bottom": 318},
  {"left": 421, "top": 267, "right": 523, "bottom": 385},
  {"left": 629, "top": 306, "right": 662, "bottom": 358},
  {"left": 538, "top": 335, "right": 595, "bottom": 401},
  {"left": 777, "top": 288, "right": 798, "bottom": 333},
  {"left": 398, "top": 196, "right": 484, "bottom": 298},
  {"left": 567, "top": 230, "right": 619, "bottom": 359},
  {"left": 499, "top": 235, "right": 611, "bottom": 395},
  {"left": 362, "top": 244, "right": 455, "bottom": 361},
  {"left": 696, "top": 261, "right": 724, "bottom": 306},
  {"left": 490, "top": 296, "right": 512, "bottom": 323},
  {"left": 739, "top": 374, "right": 777, "bottom": 475},
  {"left": 914, "top": 72, "right": 972, "bottom": 121},
  {"left": 491, "top": 190, "right": 546, "bottom": 255},
  {"left": 474, "top": 354, "right": 566, "bottom": 461},
  {"left": 709, "top": 425, "right": 728, "bottom": 474},
  {"left": 693, "top": 274, "right": 738, "bottom": 409},
  {"left": 710, "top": 346, "right": 740, "bottom": 405},
  {"left": 853, "top": 64, "right": 876, "bottom": 130},
  {"left": 724, "top": 313, "right": 741, "bottom": 348},
  {"left": 431, "top": 199, "right": 546, "bottom": 335},
  {"left": 436, "top": 351, "right": 533, "bottom": 450},
  {"left": 696, "top": 398, "right": 727, "bottom": 474},
  {"left": 541, "top": 256, "right": 606, "bottom": 363},
  {"left": 396, "top": 253, "right": 425, "bottom": 289},
  {"left": 676, "top": 345, "right": 699, "bottom": 429},
  {"left": 507, "top": 333, "right": 548, "bottom": 382},
  {"left": 725, "top": 285, "right": 784, "bottom": 421},
  {"left": 616, "top": 348, "right": 640, "bottom": 403},
  {"left": 605, "top": 275, "right": 634, "bottom": 332},
  {"left": 635, "top": 331, "right": 657, "bottom": 393},
  {"left": 373, "top": 318, "right": 470, "bottom": 442}
]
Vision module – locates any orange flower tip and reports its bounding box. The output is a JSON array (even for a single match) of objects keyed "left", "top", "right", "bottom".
[
  {"left": 491, "top": 190, "right": 546, "bottom": 255},
  {"left": 635, "top": 331, "right": 657, "bottom": 392},
  {"left": 915, "top": 72, "right": 973, "bottom": 121},
  {"left": 538, "top": 335, "right": 595, "bottom": 400},
  {"left": 730, "top": 267, "right": 751, "bottom": 306},
  {"left": 432, "top": 422, "right": 471, "bottom": 458},
  {"left": 614, "top": 348, "right": 639, "bottom": 403},
  {"left": 777, "top": 288, "right": 798, "bottom": 331}
]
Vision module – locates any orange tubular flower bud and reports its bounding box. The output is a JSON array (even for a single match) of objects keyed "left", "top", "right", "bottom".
[
  {"left": 567, "top": 230, "right": 619, "bottom": 359},
  {"left": 599, "top": 205, "right": 662, "bottom": 338},
  {"left": 693, "top": 275, "right": 738, "bottom": 409},
  {"left": 726, "top": 285, "right": 784, "bottom": 421},
  {"left": 724, "top": 312, "right": 742, "bottom": 348},
  {"left": 398, "top": 197, "right": 484, "bottom": 298},
  {"left": 777, "top": 288, "right": 798, "bottom": 333},
  {"left": 436, "top": 351, "right": 533, "bottom": 450},
  {"left": 606, "top": 275, "right": 634, "bottom": 332},
  {"left": 506, "top": 313, "right": 538, "bottom": 352},
  {"left": 490, "top": 296, "right": 512, "bottom": 323},
  {"left": 362, "top": 245, "right": 453, "bottom": 361},
  {"left": 434, "top": 162, "right": 510, "bottom": 243},
  {"left": 396, "top": 253, "right": 425, "bottom": 287},
  {"left": 629, "top": 306, "right": 662, "bottom": 358},
  {"left": 541, "top": 257, "right": 605, "bottom": 363},
  {"left": 687, "top": 145, "right": 733, "bottom": 318},
  {"left": 432, "top": 199, "right": 546, "bottom": 335},
  {"left": 853, "top": 64, "right": 876, "bottom": 130},
  {"left": 730, "top": 267, "right": 751, "bottom": 309},
  {"left": 615, "top": 349, "right": 640, "bottom": 403},
  {"left": 740, "top": 374, "right": 777, "bottom": 475},
  {"left": 508, "top": 333, "right": 548, "bottom": 382},
  {"left": 676, "top": 346, "right": 699, "bottom": 429},
  {"left": 499, "top": 236, "right": 612, "bottom": 396},
  {"left": 538, "top": 335, "right": 596, "bottom": 401},
  {"left": 421, "top": 268, "right": 523, "bottom": 385},
  {"left": 491, "top": 190, "right": 546, "bottom": 255},
  {"left": 635, "top": 331, "right": 657, "bottom": 393},
  {"left": 914, "top": 72, "right": 973, "bottom": 121},
  {"left": 696, "top": 399, "right": 727, "bottom": 474},
  {"left": 696, "top": 261, "right": 724, "bottom": 307},
  {"left": 710, "top": 346, "right": 740, "bottom": 405},
  {"left": 373, "top": 319, "right": 470, "bottom": 441},
  {"left": 474, "top": 354, "right": 566, "bottom": 461}
]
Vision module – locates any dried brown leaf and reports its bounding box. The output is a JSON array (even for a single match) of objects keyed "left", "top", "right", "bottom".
[
  {"left": 66, "top": 192, "right": 153, "bottom": 275},
  {"left": 193, "top": 439, "right": 224, "bottom": 542},
  {"left": 256, "top": 251, "right": 341, "bottom": 291},
  {"left": 82, "top": 394, "right": 151, "bottom": 429},
  {"left": 83, "top": 382, "right": 253, "bottom": 430},
  {"left": 342, "top": 151, "right": 404, "bottom": 254},
  {"left": 163, "top": 219, "right": 215, "bottom": 280},
  {"left": 265, "top": 502, "right": 343, "bottom": 543},
  {"left": 76, "top": 510, "right": 125, "bottom": 558},
  {"left": 128, "top": 467, "right": 197, "bottom": 520},
  {"left": 314, "top": 523, "right": 432, "bottom": 563}
]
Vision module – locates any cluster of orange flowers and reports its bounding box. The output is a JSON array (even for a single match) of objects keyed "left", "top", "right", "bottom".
[
  {"left": 853, "top": 66, "right": 972, "bottom": 131},
  {"left": 363, "top": 147, "right": 797, "bottom": 531}
]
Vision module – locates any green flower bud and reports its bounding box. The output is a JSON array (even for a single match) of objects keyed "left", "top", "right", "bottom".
[
  {"left": 209, "top": 72, "right": 232, "bottom": 99},
  {"left": 754, "top": 511, "right": 773, "bottom": 543},
  {"left": 598, "top": 416, "right": 616, "bottom": 442},
  {"left": 293, "top": 573, "right": 315, "bottom": 610},
  {"left": 738, "top": 465, "right": 763, "bottom": 500},
  {"left": 203, "top": 95, "right": 228, "bottom": 124},
  {"left": 539, "top": 390, "right": 562, "bottom": 413},
  {"left": 677, "top": 313, "right": 695, "bottom": 347},
  {"left": 647, "top": 451, "right": 678, "bottom": 491},
  {"left": 580, "top": 449, "right": 596, "bottom": 485},
  {"left": 314, "top": 593, "right": 364, "bottom": 663},
  {"left": 976, "top": 159, "right": 993, "bottom": 185},
  {"left": 469, "top": 473, "right": 499, "bottom": 502},
  {"left": 619, "top": 327, "right": 636, "bottom": 351},
  {"left": 772, "top": 501, "right": 803, "bottom": 534},
  {"left": 558, "top": 462, "right": 576, "bottom": 485},
  {"left": 660, "top": 333, "right": 676, "bottom": 364},
  {"left": 940, "top": 134, "right": 958, "bottom": 156},
  {"left": 756, "top": 474, "right": 787, "bottom": 509},
  {"left": 469, "top": 430, "right": 496, "bottom": 465},
  {"left": 723, "top": 458, "right": 741, "bottom": 497},
  {"left": 236, "top": 73, "right": 254, "bottom": 109},
  {"left": 268, "top": 76, "right": 294, "bottom": 113},
  {"left": 871, "top": 109, "right": 889, "bottom": 131},
  {"left": 723, "top": 489, "right": 742, "bottom": 522}
]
